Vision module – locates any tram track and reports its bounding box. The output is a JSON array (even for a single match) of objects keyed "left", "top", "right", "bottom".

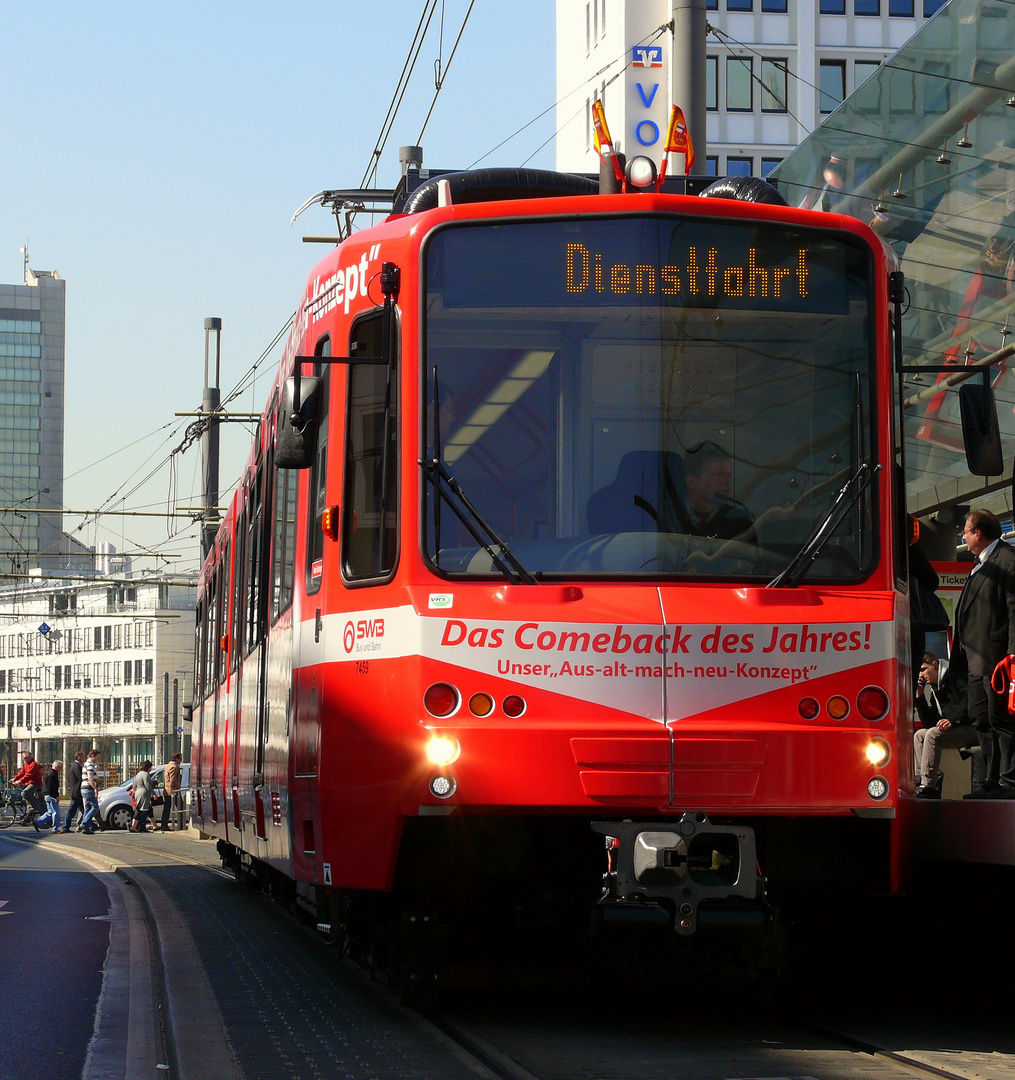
[
  {"left": 14, "top": 828, "right": 1008, "bottom": 1080},
  {"left": 414, "top": 1001, "right": 1006, "bottom": 1080}
]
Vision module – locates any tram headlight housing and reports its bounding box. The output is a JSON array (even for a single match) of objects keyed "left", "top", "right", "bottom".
[
  {"left": 425, "top": 735, "right": 461, "bottom": 766},
  {"left": 865, "top": 737, "right": 892, "bottom": 768}
]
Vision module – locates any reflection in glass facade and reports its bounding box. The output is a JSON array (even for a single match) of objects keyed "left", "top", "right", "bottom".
[{"left": 773, "top": 0, "right": 1015, "bottom": 516}]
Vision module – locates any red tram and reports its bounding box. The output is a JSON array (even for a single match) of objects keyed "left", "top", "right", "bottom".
[{"left": 193, "top": 158, "right": 917, "bottom": 959}]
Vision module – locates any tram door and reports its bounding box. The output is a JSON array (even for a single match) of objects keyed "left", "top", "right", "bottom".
[{"left": 289, "top": 341, "right": 331, "bottom": 879}]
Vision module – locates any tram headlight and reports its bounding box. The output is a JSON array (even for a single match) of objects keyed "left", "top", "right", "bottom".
[
  {"left": 865, "top": 737, "right": 892, "bottom": 768},
  {"left": 425, "top": 735, "right": 461, "bottom": 766},
  {"left": 867, "top": 776, "right": 890, "bottom": 801},
  {"left": 429, "top": 775, "right": 457, "bottom": 799}
]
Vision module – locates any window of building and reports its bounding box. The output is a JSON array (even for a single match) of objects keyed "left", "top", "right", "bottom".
[
  {"left": 145, "top": 659, "right": 154, "bottom": 684},
  {"left": 705, "top": 156, "right": 719, "bottom": 176},
  {"left": 889, "top": 68, "right": 916, "bottom": 112},
  {"left": 923, "top": 0, "right": 946, "bottom": 13},
  {"left": 727, "top": 157, "right": 753, "bottom": 177},
  {"left": 761, "top": 157, "right": 782, "bottom": 177},
  {"left": 706, "top": 57, "right": 718, "bottom": 111},
  {"left": 855, "top": 0, "right": 879, "bottom": 14},
  {"left": 586, "top": 4, "right": 590, "bottom": 53},
  {"left": 889, "top": 0, "right": 913, "bottom": 13},
  {"left": 727, "top": 0, "right": 752, "bottom": 10},
  {"left": 124, "top": 660, "right": 132, "bottom": 685},
  {"left": 761, "top": 0, "right": 787, "bottom": 9},
  {"left": 726, "top": 56, "right": 753, "bottom": 111},
  {"left": 820, "top": 0, "right": 846, "bottom": 11},
  {"left": 707, "top": 0, "right": 718, "bottom": 9},
  {"left": 855, "top": 60, "right": 881, "bottom": 88},
  {"left": 921, "top": 59, "right": 948, "bottom": 114},
  {"left": 761, "top": 59, "right": 788, "bottom": 112},
  {"left": 819, "top": 59, "right": 846, "bottom": 112}
]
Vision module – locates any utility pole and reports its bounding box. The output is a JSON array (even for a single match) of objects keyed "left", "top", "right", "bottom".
[
  {"left": 201, "top": 318, "right": 222, "bottom": 561},
  {"left": 671, "top": 0, "right": 707, "bottom": 175}
]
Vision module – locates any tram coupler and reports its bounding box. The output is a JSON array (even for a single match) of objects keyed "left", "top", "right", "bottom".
[{"left": 592, "top": 813, "right": 761, "bottom": 936}]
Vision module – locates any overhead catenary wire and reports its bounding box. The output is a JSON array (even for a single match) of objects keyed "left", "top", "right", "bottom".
[
  {"left": 469, "top": 21, "right": 674, "bottom": 171},
  {"left": 360, "top": 0, "right": 443, "bottom": 189},
  {"left": 414, "top": 0, "right": 477, "bottom": 148}
]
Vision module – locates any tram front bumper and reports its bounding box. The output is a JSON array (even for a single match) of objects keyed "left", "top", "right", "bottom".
[{"left": 591, "top": 813, "right": 763, "bottom": 935}]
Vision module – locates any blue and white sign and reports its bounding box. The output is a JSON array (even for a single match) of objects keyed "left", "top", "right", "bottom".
[{"left": 632, "top": 45, "right": 663, "bottom": 68}]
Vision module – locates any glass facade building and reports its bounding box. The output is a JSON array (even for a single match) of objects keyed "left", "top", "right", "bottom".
[
  {"left": 0, "top": 268, "right": 64, "bottom": 572},
  {"left": 773, "top": 0, "right": 1015, "bottom": 519}
]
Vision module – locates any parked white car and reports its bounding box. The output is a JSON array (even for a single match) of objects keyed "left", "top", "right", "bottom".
[{"left": 97, "top": 762, "right": 191, "bottom": 830}]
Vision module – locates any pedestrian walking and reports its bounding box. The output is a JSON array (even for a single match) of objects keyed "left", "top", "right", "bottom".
[
  {"left": 130, "top": 761, "right": 154, "bottom": 833},
  {"left": 61, "top": 751, "right": 86, "bottom": 832},
  {"left": 33, "top": 762, "right": 62, "bottom": 832},
  {"left": 160, "top": 753, "right": 183, "bottom": 832},
  {"left": 79, "top": 749, "right": 101, "bottom": 834}
]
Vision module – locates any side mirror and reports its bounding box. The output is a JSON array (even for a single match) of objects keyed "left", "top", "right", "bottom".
[
  {"left": 959, "top": 380, "right": 1004, "bottom": 476},
  {"left": 275, "top": 375, "right": 323, "bottom": 469}
]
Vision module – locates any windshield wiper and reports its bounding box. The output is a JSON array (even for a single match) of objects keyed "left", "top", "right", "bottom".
[
  {"left": 420, "top": 458, "right": 536, "bottom": 585},
  {"left": 766, "top": 461, "right": 880, "bottom": 589}
]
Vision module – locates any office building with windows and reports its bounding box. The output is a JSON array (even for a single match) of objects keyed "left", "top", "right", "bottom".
[
  {"left": 0, "top": 264, "right": 65, "bottom": 575},
  {"left": 556, "top": 0, "right": 947, "bottom": 180},
  {"left": 0, "top": 572, "right": 196, "bottom": 787}
]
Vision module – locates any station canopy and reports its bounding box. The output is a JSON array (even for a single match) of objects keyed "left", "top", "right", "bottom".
[{"left": 773, "top": 0, "right": 1015, "bottom": 520}]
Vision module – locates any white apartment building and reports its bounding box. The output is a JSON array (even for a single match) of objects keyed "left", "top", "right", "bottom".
[
  {"left": 556, "top": 0, "right": 947, "bottom": 180},
  {"left": 0, "top": 572, "right": 196, "bottom": 786}
]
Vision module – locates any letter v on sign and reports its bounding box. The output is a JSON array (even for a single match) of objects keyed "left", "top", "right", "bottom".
[{"left": 637, "top": 83, "right": 659, "bottom": 108}]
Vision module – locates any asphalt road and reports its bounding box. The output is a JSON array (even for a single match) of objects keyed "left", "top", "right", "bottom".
[{"left": 0, "top": 832, "right": 111, "bottom": 1080}]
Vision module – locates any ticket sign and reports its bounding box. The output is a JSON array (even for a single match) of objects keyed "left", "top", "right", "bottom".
[{"left": 433, "top": 216, "right": 871, "bottom": 315}]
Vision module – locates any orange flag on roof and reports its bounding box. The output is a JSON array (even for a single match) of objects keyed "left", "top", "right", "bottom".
[
  {"left": 591, "top": 99, "right": 613, "bottom": 157},
  {"left": 665, "top": 105, "right": 695, "bottom": 172}
]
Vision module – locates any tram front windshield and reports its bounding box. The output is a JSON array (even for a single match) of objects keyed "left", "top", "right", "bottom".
[{"left": 422, "top": 215, "right": 876, "bottom": 582}]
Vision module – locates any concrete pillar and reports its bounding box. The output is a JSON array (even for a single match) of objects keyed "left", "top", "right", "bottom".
[{"left": 671, "top": 0, "right": 707, "bottom": 175}]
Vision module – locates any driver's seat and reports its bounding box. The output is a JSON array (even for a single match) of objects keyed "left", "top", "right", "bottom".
[{"left": 587, "top": 451, "right": 685, "bottom": 534}]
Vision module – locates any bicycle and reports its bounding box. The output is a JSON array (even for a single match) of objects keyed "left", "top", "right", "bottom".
[{"left": 0, "top": 785, "right": 36, "bottom": 829}]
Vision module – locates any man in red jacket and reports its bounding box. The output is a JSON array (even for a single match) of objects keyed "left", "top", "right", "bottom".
[{"left": 12, "top": 752, "right": 44, "bottom": 820}]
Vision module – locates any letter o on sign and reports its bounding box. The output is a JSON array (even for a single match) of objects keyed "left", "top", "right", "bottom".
[{"left": 636, "top": 120, "right": 660, "bottom": 147}]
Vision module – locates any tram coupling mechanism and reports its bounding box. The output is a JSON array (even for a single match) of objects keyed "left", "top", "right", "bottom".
[{"left": 591, "top": 813, "right": 767, "bottom": 936}]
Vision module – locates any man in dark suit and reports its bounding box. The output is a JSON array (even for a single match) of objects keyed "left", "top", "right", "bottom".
[{"left": 952, "top": 509, "right": 1015, "bottom": 797}]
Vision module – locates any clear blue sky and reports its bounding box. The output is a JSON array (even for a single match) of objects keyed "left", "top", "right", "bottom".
[{"left": 1, "top": 1, "right": 559, "bottom": 571}]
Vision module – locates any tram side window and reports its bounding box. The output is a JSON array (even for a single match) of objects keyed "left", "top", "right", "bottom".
[
  {"left": 216, "top": 545, "right": 229, "bottom": 685},
  {"left": 245, "top": 461, "right": 271, "bottom": 652},
  {"left": 204, "top": 572, "right": 218, "bottom": 698},
  {"left": 272, "top": 403, "right": 299, "bottom": 622},
  {"left": 342, "top": 311, "right": 398, "bottom": 582},
  {"left": 194, "top": 600, "right": 205, "bottom": 701},
  {"left": 231, "top": 504, "right": 247, "bottom": 671},
  {"left": 305, "top": 337, "right": 332, "bottom": 595}
]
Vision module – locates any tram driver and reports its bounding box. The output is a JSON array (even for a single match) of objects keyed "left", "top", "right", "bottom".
[{"left": 676, "top": 442, "right": 755, "bottom": 543}]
